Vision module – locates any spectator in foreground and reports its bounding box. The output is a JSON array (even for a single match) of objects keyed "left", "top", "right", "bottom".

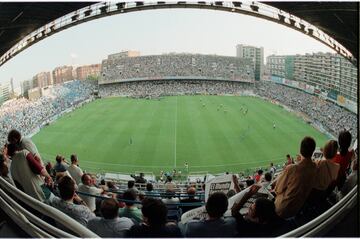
[
  {"left": 274, "top": 136, "right": 317, "bottom": 218},
  {"left": 269, "top": 162, "right": 276, "bottom": 175},
  {"left": 128, "top": 180, "right": 139, "bottom": 194},
  {"left": 87, "top": 198, "right": 134, "bottom": 237},
  {"left": 145, "top": 182, "right": 159, "bottom": 198},
  {"left": 260, "top": 172, "right": 272, "bottom": 189},
  {"left": 231, "top": 185, "right": 290, "bottom": 237},
  {"left": 78, "top": 173, "right": 104, "bottom": 212},
  {"left": 45, "top": 162, "right": 56, "bottom": 179},
  {"left": 119, "top": 190, "right": 143, "bottom": 223},
  {"left": 7, "top": 129, "right": 43, "bottom": 165},
  {"left": 340, "top": 158, "right": 358, "bottom": 197},
  {"left": 314, "top": 140, "right": 340, "bottom": 191},
  {"left": 180, "top": 187, "right": 202, "bottom": 213},
  {"left": 127, "top": 198, "right": 182, "bottom": 237},
  {"left": 254, "top": 169, "right": 263, "bottom": 183},
  {"left": 180, "top": 192, "right": 237, "bottom": 237},
  {"left": 0, "top": 153, "right": 14, "bottom": 185},
  {"left": 67, "top": 154, "right": 83, "bottom": 185},
  {"left": 162, "top": 189, "right": 180, "bottom": 205},
  {"left": 7, "top": 143, "right": 52, "bottom": 202},
  {"left": 49, "top": 176, "right": 95, "bottom": 226},
  {"left": 54, "top": 155, "right": 69, "bottom": 178},
  {"left": 333, "top": 130, "right": 355, "bottom": 190},
  {"left": 283, "top": 154, "right": 294, "bottom": 168},
  {"left": 133, "top": 172, "right": 147, "bottom": 184},
  {"left": 164, "top": 176, "right": 176, "bottom": 192}
]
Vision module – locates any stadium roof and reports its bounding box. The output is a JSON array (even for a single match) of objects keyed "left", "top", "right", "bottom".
[
  {"left": 0, "top": 2, "right": 95, "bottom": 60},
  {"left": 264, "top": 1, "right": 358, "bottom": 60},
  {"left": 0, "top": 1, "right": 358, "bottom": 63}
]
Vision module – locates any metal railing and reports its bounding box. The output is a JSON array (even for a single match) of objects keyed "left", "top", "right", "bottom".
[
  {"left": 281, "top": 185, "right": 358, "bottom": 237},
  {"left": 0, "top": 177, "right": 99, "bottom": 238},
  {"left": 1, "top": 175, "right": 356, "bottom": 237}
]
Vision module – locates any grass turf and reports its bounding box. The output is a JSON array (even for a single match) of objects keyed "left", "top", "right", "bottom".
[{"left": 32, "top": 95, "right": 329, "bottom": 175}]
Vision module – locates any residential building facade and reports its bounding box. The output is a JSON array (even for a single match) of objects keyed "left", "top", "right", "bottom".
[
  {"left": 75, "top": 64, "right": 101, "bottom": 80},
  {"left": 0, "top": 83, "right": 10, "bottom": 105},
  {"left": 33, "top": 71, "right": 52, "bottom": 88},
  {"left": 52, "top": 66, "right": 74, "bottom": 84},
  {"left": 267, "top": 53, "right": 357, "bottom": 102},
  {"left": 236, "top": 44, "right": 264, "bottom": 81}
]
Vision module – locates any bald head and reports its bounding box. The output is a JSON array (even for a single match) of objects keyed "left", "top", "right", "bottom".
[{"left": 187, "top": 187, "right": 196, "bottom": 198}]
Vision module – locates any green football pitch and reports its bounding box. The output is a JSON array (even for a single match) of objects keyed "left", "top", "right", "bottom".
[{"left": 32, "top": 95, "right": 329, "bottom": 175}]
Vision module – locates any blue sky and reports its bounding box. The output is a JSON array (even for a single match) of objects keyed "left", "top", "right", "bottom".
[{"left": 0, "top": 7, "right": 335, "bottom": 89}]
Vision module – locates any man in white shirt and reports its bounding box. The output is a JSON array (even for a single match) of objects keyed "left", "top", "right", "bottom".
[
  {"left": 67, "top": 154, "right": 83, "bottom": 185},
  {"left": 78, "top": 173, "right": 104, "bottom": 212},
  {"left": 8, "top": 129, "right": 43, "bottom": 165}
]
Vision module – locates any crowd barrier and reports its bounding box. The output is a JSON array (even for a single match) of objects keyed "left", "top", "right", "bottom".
[{"left": 0, "top": 177, "right": 99, "bottom": 238}]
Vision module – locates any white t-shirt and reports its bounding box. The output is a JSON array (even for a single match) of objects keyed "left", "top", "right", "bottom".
[
  {"left": 20, "top": 137, "right": 43, "bottom": 166},
  {"left": 78, "top": 184, "right": 103, "bottom": 212},
  {"left": 67, "top": 164, "right": 84, "bottom": 185},
  {"left": 10, "top": 149, "right": 45, "bottom": 202}
]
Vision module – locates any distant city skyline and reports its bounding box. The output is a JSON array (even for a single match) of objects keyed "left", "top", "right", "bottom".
[{"left": 0, "top": 8, "right": 336, "bottom": 89}]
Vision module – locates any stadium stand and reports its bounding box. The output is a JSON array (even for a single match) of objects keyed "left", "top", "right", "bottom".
[
  {"left": 0, "top": 80, "right": 97, "bottom": 147},
  {"left": 100, "top": 54, "right": 255, "bottom": 84},
  {"left": 0, "top": 0, "right": 358, "bottom": 237},
  {"left": 0, "top": 50, "right": 357, "bottom": 239}
]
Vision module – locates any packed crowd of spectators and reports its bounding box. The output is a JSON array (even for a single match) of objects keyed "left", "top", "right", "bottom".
[
  {"left": 255, "top": 81, "right": 357, "bottom": 138},
  {"left": 0, "top": 70, "right": 357, "bottom": 236},
  {"left": 0, "top": 80, "right": 96, "bottom": 146},
  {"left": 0, "top": 128, "right": 357, "bottom": 237},
  {"left": 101, "top": 54, "right": 255, "bottom": 82},
  {"left": 100, "top": 80, "right": 254, "bottom": 98}
]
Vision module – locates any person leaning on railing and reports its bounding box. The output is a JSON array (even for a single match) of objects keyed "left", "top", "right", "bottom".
[
  {"left": 7, "top": 129, "right": 44, "bottom": 166},
  {"left": 6, "top": 143, "right": 53, "bottom": 202}
]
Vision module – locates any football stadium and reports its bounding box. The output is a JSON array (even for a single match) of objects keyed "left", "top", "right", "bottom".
[
  {"left": 0, "top": 1, "right": 358, "bottom": 238},
  {"left": 32, "top": 83, "right": 330, "bottom": 175}
]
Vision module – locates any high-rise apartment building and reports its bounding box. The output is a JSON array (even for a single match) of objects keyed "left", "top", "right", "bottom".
[
  {"left": 10, "top": 78, "right": 14, "bottom": 94},
  {"left": 266, "top": 55, "right": 295, "bottom": 80},
  {"left": 0, "top": 83, "right": 10, "bottom": 105},
  {"left": 236, "top": 44, "right": 264, "bottom": 81},
  {"left": 52, "top": 66, "right": 74, "bottom": 84},
  {"left": 33, "top": 71, "right": 52, "bottom": 88},
  {"left": 75, "top": 64, "right": 101, "bottom": 80},
  {"left": 20, "top": 79, "right": 34, "bottom": 98},
  {"left": 267, "top": 53, "right": 357, "bottom": 102}
]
